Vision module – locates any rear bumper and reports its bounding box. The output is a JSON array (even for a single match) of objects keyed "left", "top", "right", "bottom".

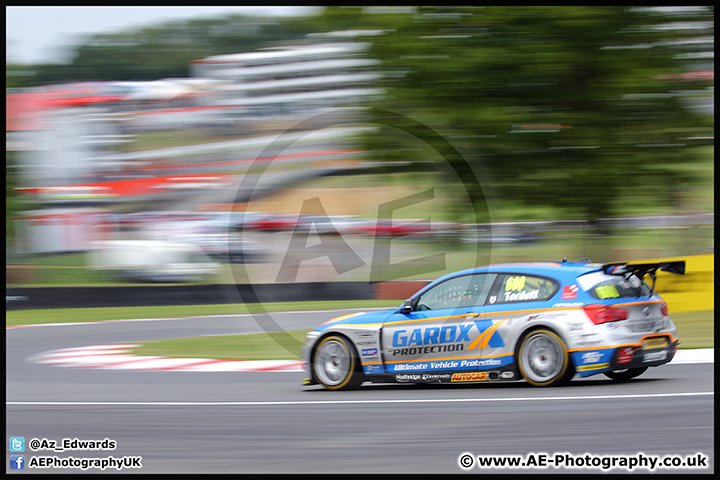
[{"left": 609, "top": 336, "right": 678, "bottom": 371}]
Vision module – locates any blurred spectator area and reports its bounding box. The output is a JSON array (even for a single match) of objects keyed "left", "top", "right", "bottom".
[{"left": 6, "top": 212, "right": 714, "bottom": 286}]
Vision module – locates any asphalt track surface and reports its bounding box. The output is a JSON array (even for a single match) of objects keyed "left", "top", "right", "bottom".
[{"left": 6, "top": 309, "right": 714, "bottom": 474}]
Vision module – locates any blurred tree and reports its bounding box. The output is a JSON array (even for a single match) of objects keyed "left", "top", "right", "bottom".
[
  {"left": 17, "top": 6, "right": 713, "bottom": 223},
  {"left": 6, "top": 63, "right": 36, "bottom": 89},
  {"left": 353, "top": 6, "right": 714, "bottom": 222},
  {"left": 30, "top": 14, "right": 326, "bottom": 83}
]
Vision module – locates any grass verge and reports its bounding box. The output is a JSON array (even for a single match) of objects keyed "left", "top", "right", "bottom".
[
  {"left": 132, "top": 310, "right": 714, "bottom": 361},
  {"left": 8, "top": 303, "right": 712, "bottom": 361},
  {"left": 5, "top": 300, "right": 401, "bottom": 327}
]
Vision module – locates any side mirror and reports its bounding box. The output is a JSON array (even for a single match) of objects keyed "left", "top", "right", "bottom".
[{"left": 401, "top": 298, "right": 413, "bottom": 314}]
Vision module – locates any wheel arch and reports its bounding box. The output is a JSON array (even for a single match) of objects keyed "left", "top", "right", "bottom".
[
  {"left": 310, "top": 331, "right": 364, "bottom": 390},
  {"left": 514, "top": 324, "right": 576, "bottom": 386}
]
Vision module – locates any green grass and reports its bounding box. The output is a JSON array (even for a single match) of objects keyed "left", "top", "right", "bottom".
[
  {"left": 131, "top": 309, "right": 715, "bottom": 361},
  {"left": 5, "top": 300, "right": 402, "bottom": 327},
  {"left": 8, "top": 301, "right": 711, "bottom": 363},
  {"left": 134, "top": 329, "right": 309, "bottom": 360},
  {"left": 672, "top": 310, "right": 715, "bottom": 350}
]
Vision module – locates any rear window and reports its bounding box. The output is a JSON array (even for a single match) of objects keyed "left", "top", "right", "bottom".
[{"left": 577, "top": 271, "right": 652, "bottom": 299}]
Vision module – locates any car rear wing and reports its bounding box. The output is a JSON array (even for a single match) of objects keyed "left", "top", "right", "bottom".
[
  {"left": 602, "top": 261, "right": 686, "bottom": 278},
  {"left": 602, "top": 261, "right": 685, "bottom": 296}
]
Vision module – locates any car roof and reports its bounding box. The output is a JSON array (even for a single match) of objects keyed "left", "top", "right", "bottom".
[{"left": 436, "top": 261, "right": 604, "bottom": 283}]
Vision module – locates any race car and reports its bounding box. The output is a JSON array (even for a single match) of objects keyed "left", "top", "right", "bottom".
[{"left": 302, "top": 259, "right": 685, "bottom": 390}]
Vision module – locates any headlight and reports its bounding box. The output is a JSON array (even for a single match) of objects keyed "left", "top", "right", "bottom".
[{"left": 306, "top": 331, "right": 321, "bottom": 343}]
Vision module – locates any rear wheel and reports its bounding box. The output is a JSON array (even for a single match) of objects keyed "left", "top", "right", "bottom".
[
  {"left": 604, "top": 367, "right": 648, "bottom": 382},
  {"left": 312, "top": 335, "right": 364, "bottom": 390},
  {"left": 517, "top": 329, "right": 574, "bottom": 387}
]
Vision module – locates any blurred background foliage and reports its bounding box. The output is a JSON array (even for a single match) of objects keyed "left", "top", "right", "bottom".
[
  {"left": 346, "top": 6, "right": 714, "bottom": 223},
  {"left": 6, "top": 6, "right": 713, "bottom": 225}
]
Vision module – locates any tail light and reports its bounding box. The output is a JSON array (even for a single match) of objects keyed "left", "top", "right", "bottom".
[
  {"left": 660, "top": 302, "right": 669, "bottom": 316},
  {"left": 583, "top": 304, "right": 629, "bottom": 325}
]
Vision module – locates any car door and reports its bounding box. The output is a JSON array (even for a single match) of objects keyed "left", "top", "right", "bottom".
[
  {"left": 381, "top": 273, "right": 498, "bottom": 374},
  {"left": 479, "top": 272, "right": 561, "bottom": 369}
]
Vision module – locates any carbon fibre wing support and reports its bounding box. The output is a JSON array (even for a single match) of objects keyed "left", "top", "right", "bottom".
[
  {"left": 602, "top": 261, "right": 686, "bottom": 278},
  {"left": 602, "top": 261, "right": 685, "bottom": 296}
]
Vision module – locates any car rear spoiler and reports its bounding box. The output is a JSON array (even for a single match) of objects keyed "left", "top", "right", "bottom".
[
  {"left": 602, "top": 261, "right": 686, "bottom": 277},
  {"left": 602, "top": 261, "right": 685, "bottom": 296}
]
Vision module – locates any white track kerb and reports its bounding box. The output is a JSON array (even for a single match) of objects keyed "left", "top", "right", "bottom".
[
  {"left": 30, "top": 344, "right": 304, "bottom": 372},
  {"left": 10, "top": 316, "right": 714, "bottom": 372},
  {"left": 28, "top": 343, "right": 712, "bottom": 372}
]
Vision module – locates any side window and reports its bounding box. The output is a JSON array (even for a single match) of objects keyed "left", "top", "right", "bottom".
[
  {"left": 489, "top": 274, "right": 558, "bottom": 305},
  {"left": 416, "top": 273, "right": 497, "bottom": 311}
]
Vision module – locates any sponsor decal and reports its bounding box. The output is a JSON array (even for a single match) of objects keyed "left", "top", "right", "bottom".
[
  {"left": 356, "top": 341, "right": 377, "bottom": 346},
  {"left": 391, "top": 344, "right": 464, "bottom": 356},
  {"left": 396, "top": 373, "right": 452, "bottom": 383},
  {"left": 566, "top": 321, "right": 585, "bottom": 331},
  {"left": 390, "top": 319, "right": 505, "bottom": 356},
  {"left": 392, "top": 363, "right": 429, "bottom": 371},
  {"left": 577, "top": 363, "right": 610, "bottom": 372},
  {"left": 562, "top": 285, "right": 579, "bottom": 300},
  {"left": 572, "top": 350, "right": 611, "bottom": 367},
  {"left": 451, "top": 372, "right": 488, "bottom": 382},
  {"left": 553, "top": 302, "right": 584, "bottom": 308},
  {"left": 617, "top": 347, "right": 634, "bottom": 365},
  {"left": 354, "top": 331, "right": 376, "bottom": 338},
  {"left": 361, "top": 348, "right": 378, "bottom": 357},
  {"left": 503, "top": 289, "right": 540, "bottom": 302},
  {"left": 459, "top": 358, "right": 502, "bottom": 368},
  {"left": 489, "top": 295, "right": 497, "bottom": 304},
  {"left": 581, "top": 351, "right": 603, "bottom": 364},
  {"left": 613, "top": 335, "right": 640, "bottom": 343},
  {"left": 387, "top": 355, "right": 512, "bottom": 373},
  {"left": 630, "top": 320, "right": 654, "bottom": 331},
  {"left": 643, "top": 350, "right": 668, "bottom": 363},
  {"left": 595, "top": 285, "right": 620, "bottom": 299},
  {"left": 393, "top": 324, "right": 473, "bottom": 347},
  {"left": 363, "top": 364, "right": 383, "bottom": 374},
  {"left": 500, "top": 371, "right": 514, "bottom": 379},
  {"left": 642, "top": 338, "right": 669, "bottom": 350}
]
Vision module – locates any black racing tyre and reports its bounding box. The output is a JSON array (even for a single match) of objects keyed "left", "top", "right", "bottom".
[
  {"left": 517, "top": 329, "right": 574, "bottom": 387},
  {"left": 603, "top": 367, "right": 648, "bottom": 382},
  {"left": 312, "top": 335, "right": 364, "bottom": 390}
]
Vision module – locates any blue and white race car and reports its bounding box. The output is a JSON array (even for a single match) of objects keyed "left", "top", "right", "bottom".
[{"left": 302, "top": 260, "right": 685, "bottom": 390}]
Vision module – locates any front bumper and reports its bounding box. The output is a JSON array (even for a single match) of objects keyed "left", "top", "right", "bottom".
[{"left": 301, "top": 343, "right": 318, "bottom": 386}]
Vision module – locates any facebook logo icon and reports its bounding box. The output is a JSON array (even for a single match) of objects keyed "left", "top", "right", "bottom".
[{"left": 10, "top": 455, "right": 25, "bottom": 470}]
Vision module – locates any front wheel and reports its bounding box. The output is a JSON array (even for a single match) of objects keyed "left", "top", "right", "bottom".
[
  {"left": 312, "top": 335, "right": 364, "bottom": 390},
  {"left": 604, "top": 367, "right": 648, "bottom": 382},
  {"left": 517, "top": 329, "right": 574, "bottom": 387}
]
